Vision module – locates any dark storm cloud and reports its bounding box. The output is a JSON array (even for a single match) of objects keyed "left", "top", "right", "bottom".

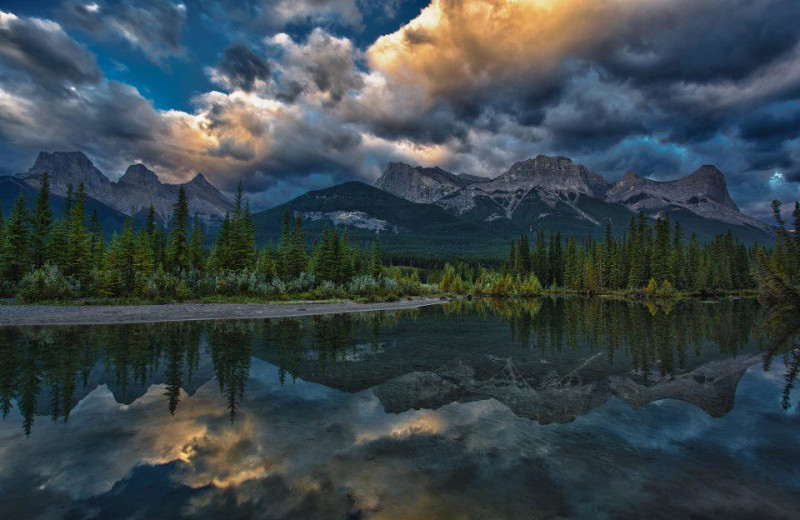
[
  {"left": 2, "top": 0, "right": 800, "bottom": 213},
  {"left": 739, "top": 108, "right": 800, "bottom": 145},
  {"left": 600, "top": 0, "right": 800, "bottom": 85},
  {"left": 215, "top": 43, "right": 271, "bottom": 92},
  {"left": 59, "top": 0, "right": 187, "bottom": 63},
  {"left": 0, "top": 10, "right": 101, "bottom": 89}
]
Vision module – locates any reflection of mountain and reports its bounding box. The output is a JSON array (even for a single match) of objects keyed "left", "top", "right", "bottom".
[
  {"left": 610, "top": 354, "right": 762, "bottom": 417},
  {"left": 1, "top": 298, "right": 764, "bottom": 433},
  {"left": 372, "top": 353, "right": 762, "bottom": 424},
  {"left": 31, "top": 344, "right": 217, "bottom": 418}
]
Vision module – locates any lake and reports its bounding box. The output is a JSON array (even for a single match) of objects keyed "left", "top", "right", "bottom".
[{"left": 0, "top": 298, "right": 798, "bottom": 519}]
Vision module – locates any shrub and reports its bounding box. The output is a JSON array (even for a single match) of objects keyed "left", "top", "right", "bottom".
[
  {"left": 518, "top": 274, "right": 543, "bottom": 296},
  {"left": 348, "top": 275, "right": 380, "bottom": 296},
  {"left": 314, "top": 280, "right": 340, "bottom": 299},
  {"left": 658, "top": 279, "right": 677, "bottom": 297},
  {"left": 382, "top": 277, "right": 399, "bottom": 292},
  {"left": 287, "top": 272, "right": 315, "bottom": 293},
  {"left": 17, "top": 264, "right": 79, "bottom": 302},
  {"left": 143, "top": 270, "right": 192, "bottom": 300},
  {"left": 644, "top": 278, "right": 659, "bottom": 297}
]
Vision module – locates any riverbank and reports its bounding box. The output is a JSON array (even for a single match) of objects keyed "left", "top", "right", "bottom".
[{"left": 0, "top": 297, "right": 449, "bottom": 327}]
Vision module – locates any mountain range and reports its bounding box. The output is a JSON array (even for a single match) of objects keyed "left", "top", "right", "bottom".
[
  {"left": 378, "top": 155, "right": 772, "bottom": 237},
  {"left": 8, "top": 151, "right": 233, "bottom": 226},
  {"left": 1, "top": 151, "right": 775, "bottom": 259},
  {"left": 256, "top": 155, "right": 774, "bottom": 259}
]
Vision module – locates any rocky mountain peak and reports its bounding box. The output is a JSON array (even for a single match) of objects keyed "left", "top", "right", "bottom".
[
  {"left": 684, "top": 165, "right": 737, "bottom": 210},
  {"left": 618, "top": 171, "right": 641, "bottom": 183},
  {"left": 497, "top": 155, "right": 607, "bottom": 197},
  {"left": 187, "top": 172, "right": 211, "bottom": 186},
  {"left": 20, "top": 150, "right": 112, "bottom": 197},
  {"left": 16, "top": 150, "right": 233, "bottom": 225},
  {"left": 376, "top": 162, "right": 481, "bottom": 204},
  {"left": 118, "top": 164, "right": 160, "bottom": 186}
]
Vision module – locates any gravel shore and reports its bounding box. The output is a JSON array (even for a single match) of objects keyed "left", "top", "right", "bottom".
[{"left": 0, "top": 298, "right": 448, "bottom": 327}]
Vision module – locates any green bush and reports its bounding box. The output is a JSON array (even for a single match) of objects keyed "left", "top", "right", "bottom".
[
  {"left": 348, "top": 275, "right": 380, "bottom": 296},
  {"left": 17, "top": 264, "right": 79, "bottom": 302}
]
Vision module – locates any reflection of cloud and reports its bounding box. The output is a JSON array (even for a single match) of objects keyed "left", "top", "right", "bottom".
[
  {"left": 355, "top": 410, "right": 446, "bottom": 443},
  {"left": 1, "top": 359, "right": 799, "bottom": 519}
]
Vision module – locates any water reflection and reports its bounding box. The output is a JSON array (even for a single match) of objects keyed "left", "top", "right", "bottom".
[
  {"left": 0, "top": 298, "right": 767, "bottom": 433},
  {"left": 0, "top": 298, "right": 799, "bottom": 520}
]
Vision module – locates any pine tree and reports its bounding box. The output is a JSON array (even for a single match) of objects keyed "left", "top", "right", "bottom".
[
  {"left": 651, "top": 214, "right": 671, "bottom": 283},
  {"left": 672, "top": 220, "right": 685, "bottom": 289},
  {"left": 1, "top": 194, "right": 30, "bottom": 282},
  {"left": 289, "top": 215, "right": 306, "bottom": 278},
  {"left": 64, "top": 184, "right": 90, "bottom": 281},
  {"left": 339, "top": 228, "right": 354, "bottom": 283},
  {"left": 534, "top": 229, "right": 548, "bottom": 283},
  {"left": 189, "top": 214, "right": 205, "bottom": 271},
  {"left": 31, "top": 171, "right": 52, "bottom": 268},
  {"left": 506, "top": 239, "right": 516, "bottom": 275},
  {"left": 548, "top": 231, "right": 559, "bottom": 287},
  {"left": 169, "top": 185, "right": 190, "bottom": 272},
  {"left": 89, "top": 210, "right": 104, "bottom": 268},
  {"left": 277, "top": 211, "right": 292, "bottom": 279},
  {"left": 371, "top": 235, "right": 383, "bottom": 278},
  {"left": 146, "top": 204, "right": 156, "bottom": 236},
  {"left": 603, "top": 223, "right": 614, "bottom": 288},
  {"left": 517, "top": 235, "right": 531, "bottom": 276},
  {"left": 564, "top": 236, "right": 578, "bottom": 290},
  {"left": 687, "top": 233, "right": 703, "bottom": 290}
]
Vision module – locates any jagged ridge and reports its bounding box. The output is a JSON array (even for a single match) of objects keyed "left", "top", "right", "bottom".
[
  {"left": 18, "top": 151, "right": 233, "bottom": 224},
  {"left": 375, "top": 155, "right": 774, "bottom": 239}
]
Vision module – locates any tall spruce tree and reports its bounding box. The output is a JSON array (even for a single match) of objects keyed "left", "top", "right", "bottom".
[
  {"left": 31, "top": 171, "right": 52, "bottom": 268},
  {"left": 189, "top": 214, "right": 205, "bottom": 271},
  {"left": 371, "top": 235, "right": 383, "bottom": 278},
  {"left": 169, "top": 186, "right": 190, "bottom": 272},
  {"left": 1, "top": 194, "right": 30, "bottom": 282},
  {"left": 64, "top": 184, "right": 90, "bottom": 281}
]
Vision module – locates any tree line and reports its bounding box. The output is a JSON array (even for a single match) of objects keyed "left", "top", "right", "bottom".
[
  {"left": 0, "top": 172, "right": 793, "bottom": 302},
  {"left": 438, "top": 212, "right": 769, "bottom": 296},
  {"left": 753, "top": 200, "right": 800, "bottom": 409},
  {"left": 0, "top": 173, "right": 410, "bottom": 301}
]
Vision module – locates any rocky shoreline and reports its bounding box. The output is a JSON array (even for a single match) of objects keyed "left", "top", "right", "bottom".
[{"left": 0, "top": 298, "right": 447, "bottom": 327}]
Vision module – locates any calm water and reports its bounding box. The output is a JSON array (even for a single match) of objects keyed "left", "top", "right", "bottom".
[{"left": 0, "top": 298, "right": 798, "bottom": 520}]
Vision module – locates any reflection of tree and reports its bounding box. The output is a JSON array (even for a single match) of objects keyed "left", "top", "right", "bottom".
[
  {"left": 208, "top": 322, "right": 253, "bottom": 422},
  {"left": 0, "top": 323, "right": 209, "bottom": 432},
  {"left": 0, "top": 298, "right": 767, "bottom": 433},
  {"left": 0, "top": 329, "right": 18, "bottom": 419},
  {"left": 451, "top": 297, "right": 759, "bottom": 383},
  {"left": 753, "top": 201, "right": 800, "bottom": 409}
]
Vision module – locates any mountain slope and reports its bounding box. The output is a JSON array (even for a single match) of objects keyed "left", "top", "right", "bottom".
[
  {"left": 605, "top": 167, "right": 772, "bottom": 235},
  {"left": 435, "top": 156, "right": 632, "bottom": 238},
  {"left": 18, "top": 151, "right": 233, "bottom": 225},
  {"left": 253, "top": 182, "right": 509, "bottom": 260},
  {"left": 375, "top": 162, "right": 486, "bottom": 204},
  {"left": 376, "top": 155, "right": 774, "bottom": 244}
]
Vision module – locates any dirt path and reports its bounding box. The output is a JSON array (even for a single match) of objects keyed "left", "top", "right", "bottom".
[{"left": 0, "top": 298, "right": 449, "bottom": 327}]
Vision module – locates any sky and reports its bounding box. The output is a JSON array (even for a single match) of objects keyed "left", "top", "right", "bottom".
[{"left": 0, "top": 0, "right": 799, "bottom": 218}]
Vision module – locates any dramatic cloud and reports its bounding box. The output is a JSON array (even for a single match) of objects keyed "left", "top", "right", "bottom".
[
  {"left": 1, "top": 0, "right": 800, "bottom": 213},
  {"left": 0, "top": 10, "right": 101, "bottom": 89},
  {"left": 60, "top": 0, "right": 187, "bottom": 63},
  {"left": 195, "top": 0, "right": 364, "bottom": 35},
  {"left": 209, "top": 43, "right": 271, "bottom": 92},
  {"left": 266, "top": 29, "right": 364, "bottom": 105}
]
